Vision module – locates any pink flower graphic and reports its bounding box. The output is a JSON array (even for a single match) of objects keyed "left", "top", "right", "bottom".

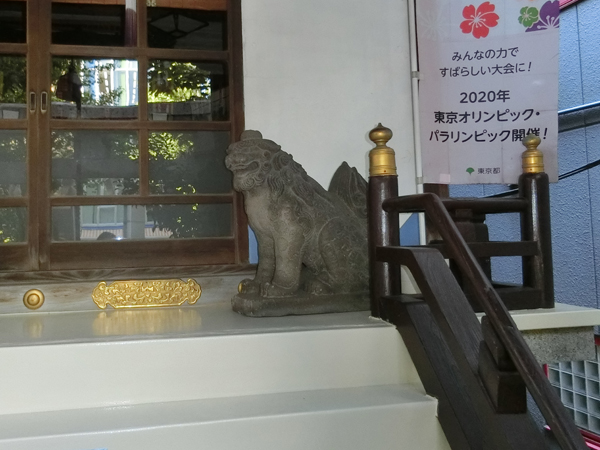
[{"left": 460, "top": 2, "right": 499, "bottom": 39}]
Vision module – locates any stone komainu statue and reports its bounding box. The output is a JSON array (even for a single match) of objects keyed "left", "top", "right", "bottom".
[{"left": 225, "top": 130, "right": 369, "bottom": 316}]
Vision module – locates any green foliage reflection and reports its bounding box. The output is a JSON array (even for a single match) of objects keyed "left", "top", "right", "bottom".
[
  {"left": 0, "top": 131, "right": 26, "bottom": 197},
  {"left": 147, "top": 204, "right": 232, "bottom": 239},
  {"left": 147, "top": 60, "right": 211, "bottom": 103},
  {"left": 0, "top": 56, "right": 26, "bottom": 104},
  {"left": 148, "top": 131, "right": 232, "bottom": 238},
  {"left": 51, "top": 130, "right": 140, "bottom": 196},
  {"left": 0, "top": 208, "right": 26, "bottom": 243},
  {"left": 0, "top": 131, "right": 25, "bottom": 162}
]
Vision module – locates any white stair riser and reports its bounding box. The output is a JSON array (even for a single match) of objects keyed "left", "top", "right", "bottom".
[
  {"left": 0, "top": 327, "right": 419, "bottom": 415},
  {"left": 0, "top": 401, "right": 447, "bottom": 450}
]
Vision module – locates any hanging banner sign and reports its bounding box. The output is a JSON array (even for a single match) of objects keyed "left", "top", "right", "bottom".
[{"left": 417, "top": 0, "right": 560, "bottom": 184}]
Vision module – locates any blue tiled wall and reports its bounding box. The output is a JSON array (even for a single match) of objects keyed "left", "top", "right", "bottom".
[{"left": 450, "top": 1, "right": 600, "bottom": 309}]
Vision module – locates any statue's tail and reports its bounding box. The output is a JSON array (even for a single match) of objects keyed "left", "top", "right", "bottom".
[{"left": 328, "top": 162, "right": 367, "bottom": 222}]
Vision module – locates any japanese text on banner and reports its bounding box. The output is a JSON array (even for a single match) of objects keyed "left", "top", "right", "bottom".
[{"left": 417, "top": 0, "right": 559, "bottom": 184}]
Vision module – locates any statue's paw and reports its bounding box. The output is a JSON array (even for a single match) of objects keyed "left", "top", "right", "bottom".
[
  {"left": 306, "top": 279, "right": 333, "bottom": 296},
  {"left": 238, "top": 278, "right": 261, "bottom": 295},
  {"left": 261, "top": 282, "right": 296, "bottom": 298}
]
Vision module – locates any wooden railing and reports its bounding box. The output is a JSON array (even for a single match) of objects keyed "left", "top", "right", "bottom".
[{"left": 367, "top": 125, "right": 587, "bottom": 450}]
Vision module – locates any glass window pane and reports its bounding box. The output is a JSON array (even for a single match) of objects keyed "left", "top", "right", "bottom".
[
  {"left": 147, "top": 7, "right": 226, "bottom": 50},
  {"left": 0, "top": 55, "right": 26, "bottom": 119},
  {"left": 0, "top": 207, "right": 26, "bottom": 243},
  {"left": 52, "top": 130, "right": 139, "bottom": 196},
  {"left": 52, "top": 203, "right": 232, "bottom": 241},
  {"left": 148, "top": 203, "right": 232, "bottom": 238},
  {"left": 148, "top": 60, "right": 228, "bottom": 121},
  {"left": 51, "top": 58, "right": 138, "bottom": 120},
  {"left": 52, "top": 3, "right": 128, "bottom": 47},
  {"left": 149, "top": 131, "right": 231, "bottom": 195},
  {"left": 0, "top": 130, "right": 26, "bottom": 196},
  {"left": 0, "top": 1, "right": 26, "bottom": 43}
]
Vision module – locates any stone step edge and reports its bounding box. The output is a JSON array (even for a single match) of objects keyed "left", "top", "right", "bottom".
[
  {"left": 0, "top": 384, "right": 434, "bottom": 441},
  {"left": 0, "top": 327, "right": 421, "bottom": 416}
]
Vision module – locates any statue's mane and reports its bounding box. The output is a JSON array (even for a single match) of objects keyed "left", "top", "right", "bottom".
[{"left": 266, "top": 149, "right": 333, "bottom": 210}]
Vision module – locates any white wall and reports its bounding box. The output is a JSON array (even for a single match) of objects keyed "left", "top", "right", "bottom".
[{"left": 242, "top": 0, "right": 416, "bottom": 196}]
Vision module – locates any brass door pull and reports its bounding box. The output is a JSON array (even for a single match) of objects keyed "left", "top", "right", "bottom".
[
  {"left": 40, "top": 91, "right": 48, "bottom": 114},
  {"left": 29, "top": 91, "right": 36, "bottom": 114}
]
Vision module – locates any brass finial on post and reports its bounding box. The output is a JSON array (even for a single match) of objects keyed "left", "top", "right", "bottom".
[
  {"left": 521, "top": 134, "right": 544, "bottom": 174},
  {"left": 369, "top": 123, "right": 397, "bottom": 177}
]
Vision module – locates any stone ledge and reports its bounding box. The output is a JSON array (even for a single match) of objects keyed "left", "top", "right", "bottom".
[
  {"left": 522, "top": 326, "right": 595, "bottom": 364},
  {"left": 478, "top": 303, "right": 600, "bottom": 364},
  {"left": 501, "top": 303, "right": 600, "bottom": 331}
]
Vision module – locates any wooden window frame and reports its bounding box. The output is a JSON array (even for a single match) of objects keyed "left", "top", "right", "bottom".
[{"left": 0, "top": 0, "right": 249, "bottom": 282}]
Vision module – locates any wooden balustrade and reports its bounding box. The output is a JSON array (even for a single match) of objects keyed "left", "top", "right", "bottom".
[{"left": 367, "top": 125, "right": 585, "bottom": 450}]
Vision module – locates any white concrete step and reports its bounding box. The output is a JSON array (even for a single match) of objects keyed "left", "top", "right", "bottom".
[
  {"left": 3, "top": 287, "right": 595, "bottom": 450},
  {"left": 0, "top": 302, "right": 420, "bottom": 416},
  {"left": 0, "top": 384, "right": 449, "bottom": 450},
  {"left": 0, "top": 302, "right": 445, "bottom": 450}
]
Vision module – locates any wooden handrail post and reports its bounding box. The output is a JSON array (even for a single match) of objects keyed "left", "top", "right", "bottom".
[
  {"left": 518, "top": 134, "right": 555, "bottom": 308},
  {"left": 367, "top": 124, "right": 400, "bottom": 319}
]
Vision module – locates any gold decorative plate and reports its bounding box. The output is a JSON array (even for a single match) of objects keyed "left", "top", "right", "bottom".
[{"left": 92, "top": 279, "right": 201, "bottom": 309}]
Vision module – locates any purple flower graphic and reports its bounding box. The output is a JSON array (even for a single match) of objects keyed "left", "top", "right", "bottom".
[{"left": 526, "top": 0, "right": 559, "bottom": 32}]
